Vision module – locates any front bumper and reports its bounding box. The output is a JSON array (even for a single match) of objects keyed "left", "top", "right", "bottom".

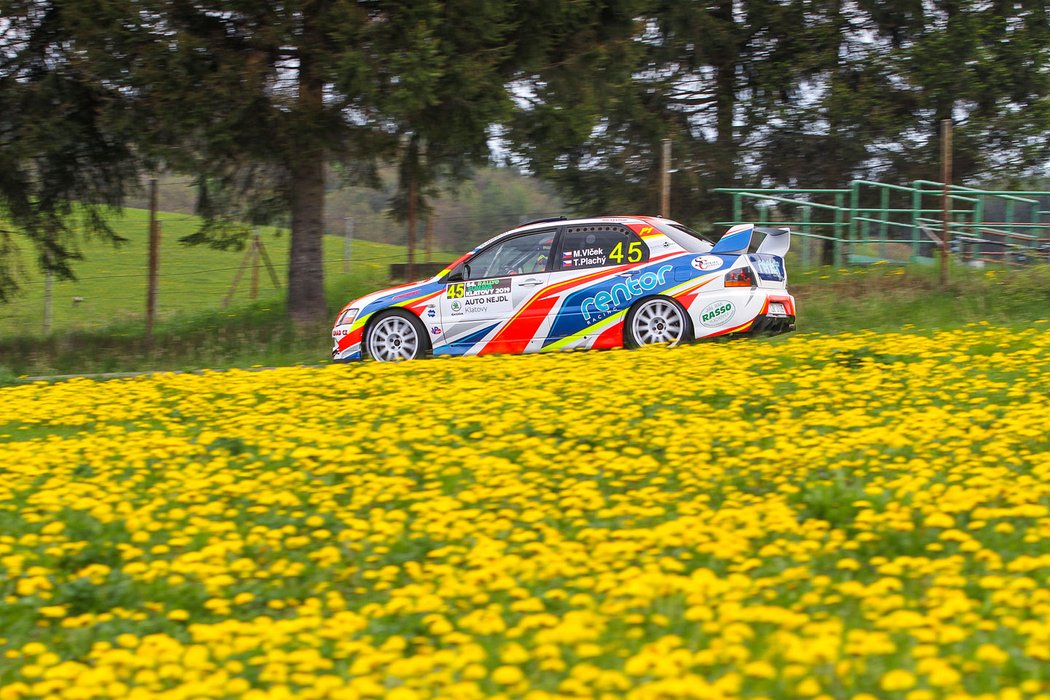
[
  {"left": 332, "top": 345, "right": 364, "bottom": 362},
  {"left": 332, "top": 323, "right": 364, "bottom": 362},
  {"left": 331, "top": 353, "right": 359, "bottom": 363}
]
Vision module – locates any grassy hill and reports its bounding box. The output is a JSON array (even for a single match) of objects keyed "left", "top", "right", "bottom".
[{"left": 0, "top": 208, "right": 430, "bottom": 339}]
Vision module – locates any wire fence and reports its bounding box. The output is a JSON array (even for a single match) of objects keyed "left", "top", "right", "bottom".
[{"left": 0, "top": 198, "right": 568, "bottom": 339}]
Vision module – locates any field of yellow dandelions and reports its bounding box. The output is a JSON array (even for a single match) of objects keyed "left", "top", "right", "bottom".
[{"left": 2, "top": 325, "right": 1050, "bottom": 700}]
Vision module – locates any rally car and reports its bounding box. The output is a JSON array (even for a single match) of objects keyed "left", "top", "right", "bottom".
[{"left": 332, "top": 217, "right": 795, "bottom": 362}]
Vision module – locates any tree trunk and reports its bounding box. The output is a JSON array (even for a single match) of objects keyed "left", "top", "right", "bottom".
[
  {"left": 288, "top": 155, "right": 326, "bottom": 324},
  {"left": 286, "top": 21, "right": 327, "bottom": 325}
]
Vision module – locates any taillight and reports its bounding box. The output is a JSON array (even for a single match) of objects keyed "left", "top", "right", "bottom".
[{"left": 724, "top": 266, "right": 756, "bottom": 288}]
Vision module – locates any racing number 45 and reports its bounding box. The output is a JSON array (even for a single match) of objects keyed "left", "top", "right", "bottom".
[
  {"left": 447, "top": 283, "right": 465, "bottom": 299},
  {"left": 609, "top": 241, "right": 644, "bottom": 264}
]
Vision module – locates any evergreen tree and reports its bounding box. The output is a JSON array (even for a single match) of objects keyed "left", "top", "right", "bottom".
[
  {"left": 512, "top": 0, "right": 1049, "bottom": 234},
  {"left": 125, "top": 0, "right": 638, "bottom": 323},
  {"left": 758, "top": 1, "right": 1049, "bottom": 186},
  {"left": 0, "top": 1, "right": 140, "bottom": 302},
  {"left": 508, "top": 0, "right": 833, "bottom": 227},
  {"left": 373, "top": 0, "right": 515, "bottom": 278}
]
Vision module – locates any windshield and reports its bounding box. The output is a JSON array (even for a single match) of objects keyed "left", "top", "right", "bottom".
[{"left": 658, "top": 223, "right": 715, "bottom": 252}]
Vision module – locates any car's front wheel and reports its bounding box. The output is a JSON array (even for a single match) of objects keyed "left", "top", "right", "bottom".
[
  {"left": 625, "top": 296, "right": 691, "bottom": 349},
  {"left": 365, "top": 310, "right": 430, "bottom": 362}
]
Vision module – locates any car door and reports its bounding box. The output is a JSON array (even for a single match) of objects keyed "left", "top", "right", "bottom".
[
  {"left": 437, "top": 229, "right": 555, "bottom": 354},
  {"left": 542, "top": 223, "right": 652, "bottom": 349}
]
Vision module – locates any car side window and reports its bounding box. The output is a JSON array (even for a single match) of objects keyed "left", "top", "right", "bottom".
[
  {"left": 463, "top": 229, "right": 555, "bottom": 280},
  {"left": 556, "top": 225, "right": 649, "bottom": 270}
]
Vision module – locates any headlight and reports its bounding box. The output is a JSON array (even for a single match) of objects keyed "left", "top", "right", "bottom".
[{"left": 336, "top": 307, "right": 359, "bottom": 326}]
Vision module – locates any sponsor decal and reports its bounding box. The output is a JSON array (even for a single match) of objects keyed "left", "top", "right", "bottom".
[
  {"left": 750, "top": 255, "right": 785, "bottom": 281},
  {"left": 447, "top": 278, "right": 512, "bottom": 316},
  {"left": 691, "top": 255, "right": 724, "bottom": 272},
  {"left": 430, "top": 325, "right": 442, "bottom": 335},
  {"left": 426, "top": 307, "right": 436, "bottom": 318},
  {"left": 465, "top": 278, "right": 511, "bottom": 296},
  {"left": 581, "top": 264, "right": 673, "bottom": 321},
  {"left": 700, "top": 300, "right": 735, "bottom": 328}
]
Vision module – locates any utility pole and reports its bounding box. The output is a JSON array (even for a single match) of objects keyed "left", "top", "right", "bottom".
[
  {"left": 250, "top": 229, "right": 261, "bottom": 300},
  {"left": 660, "top": 138, "right": 672, "bottom": 218},
  {"left": 343, "top": 217, "right": 354, "bottom": 274},
  {"left": 146, "top": 178, "right": 160, "bottom": 339},
  {"left": 940, "top": 119, "right": 952, "bottom": 288},
  {"left": 407, "top": 175, "right": 417, "bottom": 280},
  {"left": 425, "top": 212, "right": 434, "bottom": 263},
  {"left": 43, "top": 265, "right": 52, "bottom": 336}
]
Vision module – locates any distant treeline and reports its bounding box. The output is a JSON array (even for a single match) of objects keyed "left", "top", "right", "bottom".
[{"left": 125, "top": 168, "right": 566, "bottom": 254}]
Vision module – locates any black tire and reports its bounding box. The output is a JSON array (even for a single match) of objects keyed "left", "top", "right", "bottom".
[
  {"left": 624, "top": 296, "right": 693, "bottom": 349},
  {"left": 363, "top": 309, "right": 431, "bottom": 362}
]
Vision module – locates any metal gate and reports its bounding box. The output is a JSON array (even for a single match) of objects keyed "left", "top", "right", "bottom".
[{"left": 715, "top": 181, "right": 1050, "bottom": 267}]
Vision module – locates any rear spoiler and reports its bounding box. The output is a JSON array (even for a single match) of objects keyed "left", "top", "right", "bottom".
[{"left": 710, "top": 224, "right": 791, "bottom": 257}]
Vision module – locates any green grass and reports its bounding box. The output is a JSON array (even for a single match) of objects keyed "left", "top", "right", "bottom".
[
  {"left": 2, "top": 219, "right": 1049, "bottom": 379},
  {"left": 0, "top": 207, "right": 418, "bottom": 338},
  {"left": 789, "top": 262, "right": 1050, "bottom": 334},
  {"left": 0, "top": 208, "right": 452, "bottom": 376}
]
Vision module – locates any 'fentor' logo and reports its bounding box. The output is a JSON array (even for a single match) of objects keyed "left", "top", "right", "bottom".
[{"left": 582, "top": 265, "right": 673, "bottom": 321}]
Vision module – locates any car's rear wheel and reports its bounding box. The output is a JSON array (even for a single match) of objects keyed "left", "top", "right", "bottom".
[
  {"left": 365, "top": 310, "right": 430, "bottom": 362},
  {"left": 625, "top": 296, "right": 691, "bottom": 349}
]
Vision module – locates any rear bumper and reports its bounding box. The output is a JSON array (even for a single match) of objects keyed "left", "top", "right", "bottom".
[
  {"left": 748, "top": 293, "right": 796, "bottom": 335},
  {"left": 747, "top": 313, "right": 796, "bottom": 335}
]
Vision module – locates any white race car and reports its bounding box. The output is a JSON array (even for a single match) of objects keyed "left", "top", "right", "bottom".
[{"left": 333, "top": 217, "right": 795, "bottom": 362}]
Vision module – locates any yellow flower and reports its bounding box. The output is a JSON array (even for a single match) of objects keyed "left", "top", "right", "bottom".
[
  {"left": 923, "top": 512, "right": 954, "bottom": 529},
  {"left": 880, "top": 670, "right": 917, "bottom": 692},
  {"left": 491, "top": 665, "right": 524, "bottom": 685},
  {"left": 744, "top": 661, "right": 776, "bottom": 679},
  {"left": 796, "top": 677, "right": 822, "bottom": 696},
  {"left": 975, "top": 644, "right": 1009, "bottom": 665}
]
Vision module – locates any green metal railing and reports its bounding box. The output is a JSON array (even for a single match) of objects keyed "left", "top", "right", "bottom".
[{"left": 714, "top": 181, "right": 1050, "bottom": 267}]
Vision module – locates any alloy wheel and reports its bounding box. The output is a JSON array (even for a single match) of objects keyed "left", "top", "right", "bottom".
[
  {"left": 631, "top": 299, "right": 685, "bottom": 346},
  {"left": 367, "top": 315, "right": 421, "bottom": 361}
]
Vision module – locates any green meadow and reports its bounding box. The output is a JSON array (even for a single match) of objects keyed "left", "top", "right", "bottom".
[
  {"left": 0, "top": 209, "right": 1049, "bottom": 378},
  {"left": 0, "top": 208, "right": 412, "bottom": 338}
]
